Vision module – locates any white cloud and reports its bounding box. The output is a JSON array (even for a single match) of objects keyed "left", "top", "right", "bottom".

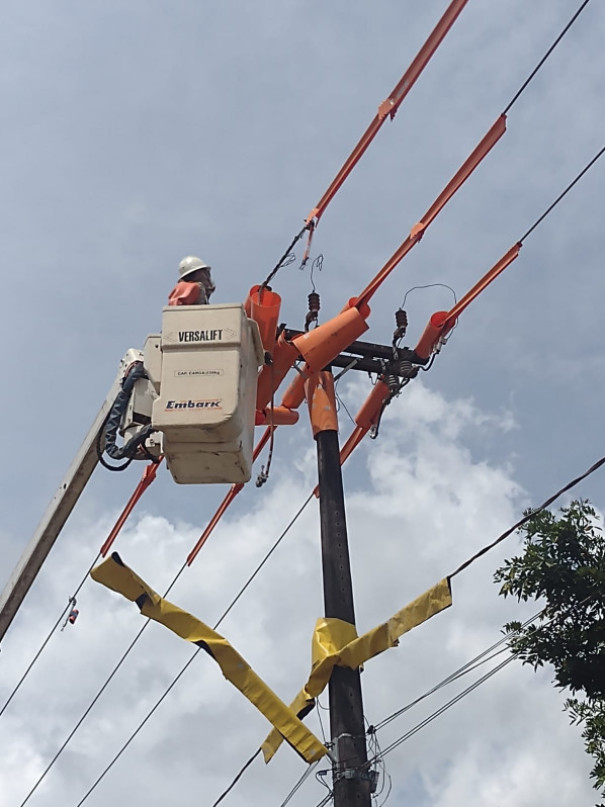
[{"left": 0, "top": 382, "right": 598, "bottom": 807}]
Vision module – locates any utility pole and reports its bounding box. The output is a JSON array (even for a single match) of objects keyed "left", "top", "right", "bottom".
[{"left": 311, "top": 369, "right": 372, "bottom": 807}]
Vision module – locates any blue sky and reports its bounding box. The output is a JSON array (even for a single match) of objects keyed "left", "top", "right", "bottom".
[{"left": 1, "top": 2, "right": 604, "bottom": 805}]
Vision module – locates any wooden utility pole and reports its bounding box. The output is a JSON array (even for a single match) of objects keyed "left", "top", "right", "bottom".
[{"left": 310, "top": 370, "right": 372, "bottom": 807}]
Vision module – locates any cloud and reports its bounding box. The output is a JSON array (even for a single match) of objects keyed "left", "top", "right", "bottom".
[{"left": 0, "top": 381, "right": 597, "bottom": 806}]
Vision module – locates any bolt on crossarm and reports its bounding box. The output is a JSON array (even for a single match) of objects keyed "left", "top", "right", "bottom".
[{"left": 306, "top": 370, "right": 372, "bottom": 807}]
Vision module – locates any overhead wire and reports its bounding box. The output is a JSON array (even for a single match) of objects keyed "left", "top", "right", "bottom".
[
  {"left": 276, "top": 761, "right": 320, "bottom": 807},
  {"left": 17, "top": 133, "right": 605, "bottom": 803},
  {"left": 370, "top": 608, "right": 545, "bottom": 733},
  {"left": 0, "top": 551, "right": 102, "bottom": 718},
  {"left": 53, "top": 493, "right": 316, "bottom": 807},
  {"left": 450, "top": 452, "right": 605, "bottom": 578},
  {"left": 502, "top": 0, "right": 593, "bottom": 115},
  {"left": 370, "top": 654, "right": 516, "bottom": 764},
  {"left": 202, "top": 748, "right": 262, "bottom": 807},
  {"left": 16, "top": 558, "right": 187, "bottom": 807},
  {"left": 364, "top": 594, "right": 598, "bottom": 769},
  {"left": 519, "top": 142, "right": 605, "bottom": 243},
  {"left": 5, "top": 1, "right": 598, "bottom": 802}
]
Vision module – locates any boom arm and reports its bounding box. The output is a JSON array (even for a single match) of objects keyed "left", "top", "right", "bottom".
[{"left": 0, "top": 373, "right": 123, "bottom": 643}]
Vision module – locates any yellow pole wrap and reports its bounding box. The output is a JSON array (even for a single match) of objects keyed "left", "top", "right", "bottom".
[
  {"left": 262, "top": 577, "right": 452, "bottom": 762},
  {"left": 90, "top": 554, "right": 327, "bottom": 764}
]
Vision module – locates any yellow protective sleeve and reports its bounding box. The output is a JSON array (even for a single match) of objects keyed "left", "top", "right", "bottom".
[
  {"left": 262, "top": 577, "right": 452, "bottom": 762},
  {"left": 90, "top": 554, "right": 326, "bottom": 764}
]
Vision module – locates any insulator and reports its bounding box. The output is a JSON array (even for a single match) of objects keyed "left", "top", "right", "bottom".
[
  {"left": 305, "top": 291, "right": 321, "bottom": 331},
  {"left": 308, "top": 291, "right": 321, "bottom": 313},
  {"left": 392, "top": 308, "right": 408, "bottom": 343},
  {"left": 395, "top": 308, "right": 408, "bottom": 330},
  {"left": 397, "top": 359, "right": 416, "bottom": 379},
  {"left": 384, "top": 373, "right": 400, "bottom": 392}
]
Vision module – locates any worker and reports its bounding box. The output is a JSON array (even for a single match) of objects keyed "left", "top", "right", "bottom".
[{"left": 168, "top": 256, "right": 216, "bottom": 306}]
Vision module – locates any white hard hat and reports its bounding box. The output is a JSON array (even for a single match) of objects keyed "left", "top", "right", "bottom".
[{"left": 179, "top": 255, "right": 212, "bottom": 280}]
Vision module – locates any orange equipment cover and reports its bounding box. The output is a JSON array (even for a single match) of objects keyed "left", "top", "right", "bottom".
[
  {"left": 305, "top": 0, "right": 470, "bottom": 225},
  {"left": 256, "top": 331, "right": 300, "bottom": 412},
  {"left": 354, "top": 114, "right": 507, "bottom": 309},
  {"left": 292, "top": 306, "right": 369, "bottom": 374},
  {"left": 414, "top": 311, "right": 450, "bottom": 361},
  {"left": 306, "top": 372, "right": 338, "bottom": 437},
  {"left": 244, "top": 285, "right": 282, "bottom": 353}
]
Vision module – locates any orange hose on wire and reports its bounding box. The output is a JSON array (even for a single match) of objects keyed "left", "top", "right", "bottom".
[
  {"left": 354, "top": 115, "right": 507, "bottom": 309},
  {"left": 100, "top": 460, "right": 162, "bottom": 557},
  {"left": 442, "top": 242, "right": 522, "bottom": 330},
  {"left": 306, "top": 0, "right": 470, "bottom": 226},
  {"left": 186, "top": 428, "right": 273, "bottom": 565}
]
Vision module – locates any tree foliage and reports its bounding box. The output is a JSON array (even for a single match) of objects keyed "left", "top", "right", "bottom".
[{"left": 494, "top": 499, "right": 605, "bottom": 798}]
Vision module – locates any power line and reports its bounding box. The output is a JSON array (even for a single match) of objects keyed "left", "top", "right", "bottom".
[
  {"left": 519, "top": 143, "right": 605, "bottom": 243},
  {"left": 366, "top": 593, "right": 598, "bottom": 769},
  {"left": 210, "top": 749, "right": 262, "bottom": 807},
  {"left": 16, "top": 560, "right": 187, "bottom": 807},
  {"left": 450, "top": 452, "right": 605, "bottom": 578},
  {"left": 65, "top": 493, "right": 315, "bottom": 807},
  {"left": 0, "top": 551, "right": 101, "bottom": 719},
  {"left": 370, "top": 608, "right": 544, "bottom": 733},
  {"left": 502, "top": 0, "right": 593, "bottom": 115},
  {"left": 276, "top": 761, "right": 319, "bottom": 807},
  {"left": 370, "top": 654, "right": 516, "bottom": 765}
]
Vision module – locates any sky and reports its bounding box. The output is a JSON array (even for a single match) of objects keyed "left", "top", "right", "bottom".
[{"left": 1, "top": 0, "right": 604, "bottom": 805}]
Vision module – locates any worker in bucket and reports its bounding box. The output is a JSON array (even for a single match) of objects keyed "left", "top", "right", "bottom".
[{"left": 168, "top": 256, "right": 216, "bottom": 306}]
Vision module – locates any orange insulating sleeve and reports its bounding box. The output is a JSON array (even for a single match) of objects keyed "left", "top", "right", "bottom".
[
  {"left": 442, "top": 243, "right": 522, "bottom": 331},
  {"left": 281, "top": 370, "right": 308, "bottom": 411},
  {"left": 306, "top": 0, "right": 469, "bottom": 225},
  {"left": 421, "top": 115, "right": 506, "bottom": 229},
  {"left": 255, "top": 406, "right": 299, "bottom": 426},
  {"left": 414, "top": 311, "right": 449, "bottom": 360},
  {"left": 354, "top": 380, "right": 391, "bottom": 430},
  {"left": 292, "top": 306, "right": 369, "bottom": 374},
  {"left": 354, "top": 114, "right": 507, "bottom": 309},
  {"left": 168, "top": 281, "right": 201, "bottom": 306},
  {"left": 100, "top": 460, "right": 162, "bottom": 557},
  {"left": 186, "top": 429, "right": 273, "bottom": 565},
  {"left": 306, "top": 372, "right": 339, "bottom": 437},
  {"left": 255, "top": 331, "right": 300, "bottom": 412},
  {"left": 244, "top": 285, "right": 282, "bottom": 353},
  {"left": 186, "top": 483, "right": 244, "bottom": 565}
]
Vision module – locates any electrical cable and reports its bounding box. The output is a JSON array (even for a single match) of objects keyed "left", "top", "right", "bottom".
[
  {"left": 16, "top": 560, "right": 187, "bottom": 807},
  {"left": 366, "top": 594, "right": 597, "bottom": 769},
  {"left": 209, "top": 749, "right": 262, "bottom": 807},
  {"left": 369, "top": 654, "right": 516, "bottom": 765},
  {"left": 61, "top": 493, "right": 316, "bottom": 807},
  {"left": 261, "top": 226, "right": 308, "bottom": 289},
  {"left": 335, "top": 391, "right": 356, "bottom": 428},
  {"left": 311, "top": 792, "right": 333, "bottom": 807},
  {"left": 519, "top": 143, "right": 605, "bottom": 243},
  {"left": 0, "top": 551, "right": 101, "bottom": 718},
  {"left": 450, "top": 452, "right": 605, "bottom": 578},
  {"left": 400, "top": 283, "right": 457, "bottom": 310},
  {"left": 276, "top": 761, "right": 319, "bottom": 807},
  {"left": 370, "top": 608, "right": 545, "bottom": 733},
  {"left": 502, "top": 0, "right": 592, "bottom": 115}
]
